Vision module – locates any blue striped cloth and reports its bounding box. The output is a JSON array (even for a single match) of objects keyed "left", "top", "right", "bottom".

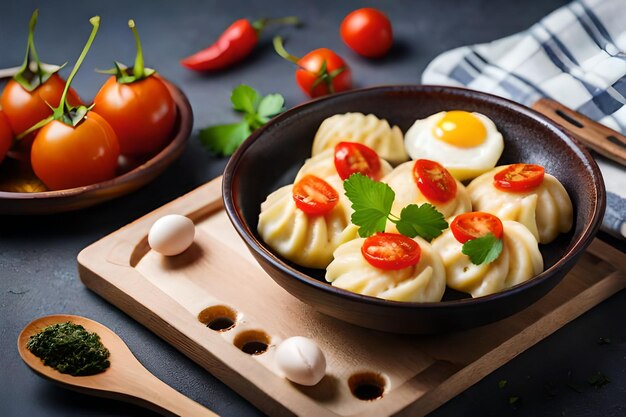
[{"left": 422, "top": 0, "right": 626, "bottom": 239}]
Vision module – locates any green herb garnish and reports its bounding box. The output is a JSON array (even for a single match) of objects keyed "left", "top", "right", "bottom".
[
  {"left": 498, "top": 379, "right": 508, "bottom": 389},
  {"left": 26, "top": 322, "right": 110, "bottom": 376},
  {"left": 587, "top": 371, "right": 610, "bottom": 388},
  {"left": 343, "top": 173, "right": 448, "bottom": 241},
  {"left": 462, "top": 233, "right": 503, "bottom": 265},
  {"left": 199, "top": 84, "right": 285, "bottom": 156}
]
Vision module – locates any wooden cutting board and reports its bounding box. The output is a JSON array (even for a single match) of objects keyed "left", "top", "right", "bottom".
[{"left": 78, "top": 176, "right": 626, "bottom": 417}]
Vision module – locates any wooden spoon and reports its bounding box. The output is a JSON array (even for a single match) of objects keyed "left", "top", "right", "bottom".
[{"left": 18, "top": 314, "right": 218, "bottom": 417}]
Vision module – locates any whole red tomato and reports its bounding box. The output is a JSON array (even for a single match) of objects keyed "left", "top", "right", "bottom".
[
  {"left": 0, "top": 74, "right": 82, "bottom": 138},
  {"left": 0, "top": 111, "right": 13, "bottom": 163},
  {"left": 340, "top": 8, "right": 393, "bottom": 58},
  {"left": 94, "top": 75, "right": 176, "bottom": 156},
  {"left": 274, "top": 37, "right": 352, "bottom": 98},
  {"left": 30, "top": 112, "right": 120, "bottom": 190}
]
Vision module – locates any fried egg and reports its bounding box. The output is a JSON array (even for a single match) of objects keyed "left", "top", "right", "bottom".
[{"left": 404, "top": 111, "right": 504, "bottom": 181}]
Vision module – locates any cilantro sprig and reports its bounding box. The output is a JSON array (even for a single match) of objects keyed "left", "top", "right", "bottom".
[
  {"left": 462, "top": 233, "right": 503, "bottom": 265},
  {"left": 199, "top": 85, "right": 285, "bottom": 156},
  {"left": 343, "top": 173, "right": 448, "bottom": 241}
]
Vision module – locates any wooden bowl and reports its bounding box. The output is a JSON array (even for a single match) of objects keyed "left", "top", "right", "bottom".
[
  {"left": 0, "top": 80, "right": 193, "bottom": 215},
  {"left": 223, "top": 85, "right": 605, "bottom": 334}
]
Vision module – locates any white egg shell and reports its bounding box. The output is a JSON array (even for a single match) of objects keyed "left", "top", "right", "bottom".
[
  {"left": 275, "top": 336, "right": 326, "bottom": 386},
  {"left": 148, "top": 214, "right": 195, "bottom": 256}
]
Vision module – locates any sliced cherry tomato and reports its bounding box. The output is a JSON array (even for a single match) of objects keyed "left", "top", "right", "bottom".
[
  {"left": 340, "top": 8, "right": 393, "bottom": 58},
  {"left": 413, "top": 159, "right": 457, "bottom": 203},
  {"left": 292, "top": 174, "right": 339, "bottom": 216},
  {"left": 334, "top": 141, "right": 382, "bottom": 180},
  {"left": 274, "top": 37, "right": 352, "bottom": 98},
  {"left": 31, "top": 112, "right": 120, "bottom": 190},
  {"left": 0, "top": 111, "right": 13, "bottom": 163},
  {"left": 361, "top": 233, "right": 421, "bottom": 270},
  {"left": 450, "top": 212, "right": 504, "bottom": 244},
  {"left": 494, "top": 164, "right": 545, "bottom": 192}
]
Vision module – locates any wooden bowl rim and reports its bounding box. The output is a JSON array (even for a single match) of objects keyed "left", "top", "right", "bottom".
[
  {"left": 223, "top": 84, "right": 606, "bottom": 309},
  {"left": 0, "top": 79, "right": 193, "bottom": 207}
]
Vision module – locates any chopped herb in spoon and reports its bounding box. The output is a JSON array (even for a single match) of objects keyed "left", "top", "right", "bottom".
[{"left": 27, "top": 322, "right": 110, "bottom": 376}]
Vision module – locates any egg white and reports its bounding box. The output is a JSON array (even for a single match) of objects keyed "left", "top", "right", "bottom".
[{"left": 404, "top": 111, "right": 504, "bottom": 181}]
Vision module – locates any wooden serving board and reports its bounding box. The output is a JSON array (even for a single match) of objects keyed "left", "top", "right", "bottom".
[{"left": 78, "top": 176, "right": 626, "bottom": 417}]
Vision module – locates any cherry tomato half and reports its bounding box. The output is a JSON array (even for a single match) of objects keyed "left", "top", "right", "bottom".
[
  {"left": 340, "top": 8, "right": 393, "bottom": 58},
  {"left": 296, "top": 48, "right": 352, "bottom": 98},
  {"left": 450, "top": 212, "right": 504, "bottom": 244},
  {"left": 334, "top": 141, "right": 382, "bottom": 180},
  {"left": 361, "top": 233, "right": 421, "bottom": 270},
  {"left": 0, "top": 111, "right": 13, "bottom": 163},
  {"left": 30, "top": 112, "right": 120, "bottom": 190},
  {"left": 0, "top": 74, "right": 82, "bottom": 139},
  {"left": 493, "top": 164, "right": 545, "bottom": 192},
  {"left": 292, "top": 174, "right": 339, "bottom": 216},
  {"left": 413, "top": 159, "right": 457, "bottom": 203},
  {"left": 94, "top": 75, "right": 176, "bottom": 156}
]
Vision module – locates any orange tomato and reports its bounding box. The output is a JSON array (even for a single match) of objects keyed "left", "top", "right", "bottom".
[
  {"left": 0, "top": 111, "right": 13, "bottom": 163},
  {"left": 93, "top": 75, "right": 176, "bottom": 156},
  {"left": 30, "top": 112, "right": 120, "bottom": 190}
]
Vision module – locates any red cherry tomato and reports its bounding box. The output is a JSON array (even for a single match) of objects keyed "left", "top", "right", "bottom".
[
  {"left": 292, "top": 174, "right": 339, "bottom": 216},
  {"left": 0, "top": 111, "right": 13, "bottom": 163},
  {"left": 94, "top": 75, "right": 176, "bottom": 156},
  {"left": 296, "top": 48, "right": 352, "bottom": 98},
  {"left": 334, "top": 142, "right": 382, "bottom": 180},
  {"left": 450, "top": 212, "right": 504, "bottom": 244},
  {"left": 413, "top": 159, "right": 457, "bottom": 203},
  {"left": 361, "top": 233, "right": 421, "bottom": 270},
  {"left": 493, "top": 164, "right": 545, "bottom": 192},
  {"left": 0, "top": 74, "right": 82, "bottom": 150},
  {"left": 30, "top": 112, "right": 120, "bottom": 190},
  {"left": 340, "top": 8, "right": 393, "bottom": 58}
]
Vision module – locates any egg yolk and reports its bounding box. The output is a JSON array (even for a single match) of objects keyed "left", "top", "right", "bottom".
[{"left": 433, "top": 111, "right": 487, "bottom": 147}]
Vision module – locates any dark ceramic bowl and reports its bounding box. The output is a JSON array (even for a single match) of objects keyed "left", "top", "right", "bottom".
[{"left": 223, "top": 85, "right": 605, "bottom": 334}]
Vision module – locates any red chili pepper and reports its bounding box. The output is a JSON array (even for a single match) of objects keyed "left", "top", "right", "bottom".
[{"left": 181, "top": 16, "right": 299, "bottom": 71}]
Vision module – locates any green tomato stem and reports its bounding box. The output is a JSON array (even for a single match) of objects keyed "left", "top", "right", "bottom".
[
  {"left": 273, "top": 36, "right": 300, "bottom": 65},
  {"left": 128, "top": 19, "right": 145, "bottom": 79},
  {"left": 59, "top": 16, "right": 100, "bottom": 113},
  {"left": 17, "top": 10, "right": 40, "bottom": 76},
  {"left": 252, "top": 16, "right": 300, "bottom": 34}
]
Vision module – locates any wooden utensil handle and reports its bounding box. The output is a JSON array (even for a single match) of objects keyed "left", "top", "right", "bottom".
[
  {"left": 532, "top": 98, "right": 626, "bottom": 166},
  {"left": 123, "top": 369, "right": 219, "bottom": 417}
]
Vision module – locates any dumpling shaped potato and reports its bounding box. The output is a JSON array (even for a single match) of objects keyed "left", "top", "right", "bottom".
[
  {"left": 311, "top": 113, "right": 409, "bottom": 165},
  {"left": 258, "top": 176, "right": 358, "bottom": 269},
  {"left": 382, "top": 160, "right": 472, "bottom": 225},
  {"left": 466, "top": 165, "right": 573, "bottom": 244},
  {"left": 432, "top": 219, "right": 543, "bottom": 297},
  {"left": 325, "top": 236, "right": 446, "bottom": 302},
  {"left": 295, "top": 147, "right": 393, "bottom": 183}
]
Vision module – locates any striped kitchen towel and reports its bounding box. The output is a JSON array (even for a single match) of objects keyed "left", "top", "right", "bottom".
[{"left": 422, "top": 0, "right": 626, "bottom": 239}]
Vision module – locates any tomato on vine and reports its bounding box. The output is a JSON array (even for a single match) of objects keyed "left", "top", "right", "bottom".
[
  {"left": 26, "top": 16, "right": 120, "bottom": 191},
  {"left": 0, "top": 10, "right": 82, "bottom": 157},
  {"left": 273, "top": 36, "right": 352, "bottom": 98},
  {"left": 93, "top": 20, "right": 176, "bottom": 157}
]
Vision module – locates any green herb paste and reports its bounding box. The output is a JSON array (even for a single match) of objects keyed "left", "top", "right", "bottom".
[{"left": 26, "top": 321, "right": 110, "bottom": 376}]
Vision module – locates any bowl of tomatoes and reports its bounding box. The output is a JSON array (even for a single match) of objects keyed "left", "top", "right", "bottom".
[
  {"left": 0, "top": 13, "right": 193, "bottom": 214},
  {"left": 222, "top": 85, "right": 604, "bottom": 334}
]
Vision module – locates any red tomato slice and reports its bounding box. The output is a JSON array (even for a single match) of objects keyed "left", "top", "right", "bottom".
[
  {"left": 493, "top": 164, "right": 545, "bottom": 192},
  {"left": 413, "top": 159, "right": 457, "bottom": 203},
  {"left": 450, "top": 212, "right": 504, "bottom": 244},
  {"left": 334, "top": 142, "right": 382, "bottom": 180},
  {"left": 292, "top": 175, "right": 339, "bottom": 216},
  {"left": 361, "top": 233, "right": 421, "bottom": 270}
]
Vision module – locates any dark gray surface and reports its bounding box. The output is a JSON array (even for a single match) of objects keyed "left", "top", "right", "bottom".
[{"left": 1, "top": 0, "right": 625, "bottom": 416}]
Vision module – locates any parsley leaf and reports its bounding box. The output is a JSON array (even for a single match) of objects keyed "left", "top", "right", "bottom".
[
  {"left": 200, "top": 85, "right": 285, "bottom": 156},
  {"left": 344, "top": 174, "right": 394, "bottom": 237},
  {"left": 462, "top": 233, "right": 503, "bottom": 265},
  {"left": 396, "top": 203, "right": 448, "bottom": 241},
  {"left": 343, "top": 174, "right": 448, "bottom": 241}
]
